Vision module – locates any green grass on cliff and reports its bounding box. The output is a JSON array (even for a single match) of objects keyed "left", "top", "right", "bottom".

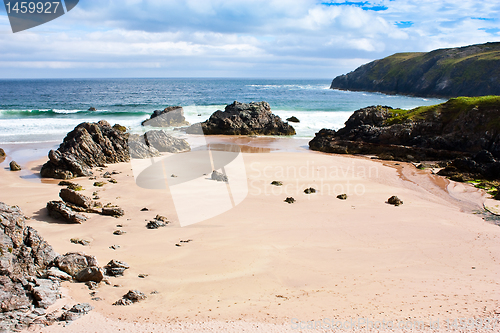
[{"left": 386, "top": 95, "right": 500, "bottom": 128}]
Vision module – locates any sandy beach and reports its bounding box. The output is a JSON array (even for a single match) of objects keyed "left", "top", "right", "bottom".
[{"left": 0, "top": 137, "right": 498, "bottom": 332}]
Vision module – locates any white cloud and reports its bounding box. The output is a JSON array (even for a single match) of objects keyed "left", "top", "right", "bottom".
[{"left": 0, "top": 0, "right": 499, "bottom": 78}]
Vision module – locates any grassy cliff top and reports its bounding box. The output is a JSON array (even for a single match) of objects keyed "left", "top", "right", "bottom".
[{"left": 387, "top": 96, "right": 500, "bottom": 129}]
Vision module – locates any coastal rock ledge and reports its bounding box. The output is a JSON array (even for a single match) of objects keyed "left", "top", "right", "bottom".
[
  {"left": 186, "top": 101, "right": 296, "bottom": 136},
  {"left": 309, "top": 97, "right": 500, "bottom": 180}
]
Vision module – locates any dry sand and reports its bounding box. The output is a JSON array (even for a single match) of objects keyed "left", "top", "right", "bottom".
[{"left": 1, "top": 140, "right": 499, "bottom": 332}]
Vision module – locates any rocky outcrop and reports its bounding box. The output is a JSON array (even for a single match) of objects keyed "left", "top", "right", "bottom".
[
  {"left": 331, "top": 42, "right": 500, "bottom": 98},
  {"left": 40, "top": 121, "right": 130, "bottom": 179},
  {"left": 310, "top": 97, "right": 500, "bottom": 180},
  {"left": 40, "top": 121, "right": 190, "bottom": 179},
  {"left": 142, "top": 106, "right": 189, "bottom": 127},
  {"left": 185, "top": 101, "right": 296, "bottom": 136},
  {"left": 0, "top": 203, "right": 59, "bottom": 330}
]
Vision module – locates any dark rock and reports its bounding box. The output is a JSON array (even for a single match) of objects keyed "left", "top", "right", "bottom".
[
  {"left": 108, "top": 178, "right": 118, "bottom": 184},
  {"left": 144, "top": 130, "right": 191, "bottom": 153},
  {"left": 155, "top": 215, "right": 168, "bottom": 223},
  {"left": 55, "top": 252, "right": 99, "bottom": 277},
  {"left": 41, "top": 121, "right": 130, "bottom": 179},
  {"left": 337, "top": 194, "right": 348, "bottom": 200},
  {"left": 102, "top": 207, "right": 125, "bottom": 217},
  {"left": 211, "top": 170, "right": 228, "bottom": 182},
  {"left": 102, "top": 171, "right": 112, "bottom": 178},
  {"left": 142, "top": 106, "right": 189, "bottom": 127},
  {"left": 141, "top": 207, "right": 149, "bottom": 211},
  {"left": 9, "top": 161, "right": 21, "bottom": 171},
  {"left": 94, "top": 181, "right": 105, "bottom": 187},
  {"left": 105, "top": 260, "right": 130, "bottom": 277},
  {"left": 304, "top": 188, "right": 316, "bottom": 194},
  {"left": 286, "top": 116, "right": 300, "bottom": 123},
  {"left": 0, "top": 148, "right": 5, "bottom": 157},
  {"left": 70, "top": 238, "right": 90, "bottom": 246},
  {"left": 185, "top": 101, "right": 296, "bottom": 136},
  {"left": 146, "top": 220, "right": 166, "bottom": 229},
  {"left": 138, "top": 274, "right": 148, "bottom": 278},
  {"left": 113, "top": 230, "right": 126, "bottom": 235},
  {"left": 271, "top": 181, "right": 283, "bottom": 186},
  {"left": 284, "top": 197, "right": 296, "bottom": 204},
  {"left": 387, "top": 196, "right": 403, "bottom": 206},
  {"left": 46, "top": 201, "right": 87, "bottom": 224},
  {"left": 109, "top": 245, "right": 120, "bottom": 250},
  {"left": 494, "top": 191, "right": 500, "bottom": 200},
  {"left": 88, "top": 107, "right": 97, "bottom": 111}
]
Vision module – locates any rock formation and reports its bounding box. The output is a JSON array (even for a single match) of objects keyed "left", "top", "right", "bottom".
[
  {"left": 0, "top": 202, "right": 96, "bottom": 331},
  {"left": 40, "top": 121, "right": 190, "bottom": 179},
  {"left": 40, "top": 121, "right": 130, "bottom": 179},
  {"left": 330, "top": 42, "right": 500, "bottom": 98},
  {"left": 142, "top": 106, "right": 189, "bottom": 127},
  {"left": 185, "top": 101, "right": 296, "bottom": 136},
  {"left": 309, "top": 97, "right": 500, "bottom": 181}
]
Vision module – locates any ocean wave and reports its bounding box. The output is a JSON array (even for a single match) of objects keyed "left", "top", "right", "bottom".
[
  {"left": 246, "top": 84, "right": 328, "bottom": 90},
  {"left": 0, "top": 109, "right": 150, "bottom": 118}
]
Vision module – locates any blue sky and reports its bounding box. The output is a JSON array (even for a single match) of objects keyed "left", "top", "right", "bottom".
[{"left": 0, "top": 0, "right": 499, "bottom": 78}]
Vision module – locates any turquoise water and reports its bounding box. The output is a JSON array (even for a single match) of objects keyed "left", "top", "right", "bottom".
[{"left": 0, "top": 78, "right": 445, "bottom": 144}]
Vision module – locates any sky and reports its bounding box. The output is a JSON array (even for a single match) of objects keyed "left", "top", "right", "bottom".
[{"left": 0, "top": 0, "right": 499, "bottom": 79}]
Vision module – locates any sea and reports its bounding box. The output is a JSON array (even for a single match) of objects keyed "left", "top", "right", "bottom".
[{"left": 0, "top": 78, "right": 445, "bottom": 147}]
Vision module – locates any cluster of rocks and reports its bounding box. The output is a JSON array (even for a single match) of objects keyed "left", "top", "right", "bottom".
[
  {"left": 146, "top": 215, "right": 169, "bottom": 229},
  {"left": 141, "top": 106, "right": 189, "bottom": 127},
  {"left": 47, "top": 187, "right": 124, "bottom": 224},
  {"left": 40, "top": 121, "right": 190, "bottom": 179},
  {"left": 112, "top": 290, "right": 147, "bottom": 306},
  {"left": 309, "top": 103, "right": 500, "bottom": 185},
  {"left": 185, "top": 101, "right": 296, "bottom": 136},
  {"left": 0, "top": 203, "right": 97, "bottom": 331}
]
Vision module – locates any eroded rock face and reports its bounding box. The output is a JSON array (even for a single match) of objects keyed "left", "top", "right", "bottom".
[
  {"left": 142, "top": 106, "right": 189, "bottom": 127},
  {"left": 0, "top": 203, "right": 63, "bottom": 331},
  {"left": 40, "top": 121, "right": 130, "bottom": 179},
  {"left": 186, "top": 101, "right": 296, "bottom": 136},
  {"left": 309, "top": 102, "right": 500, "bottom": 180}
]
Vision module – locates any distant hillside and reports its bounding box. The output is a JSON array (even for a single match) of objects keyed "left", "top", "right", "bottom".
[{"left": 330, "top": 42, "right": 500, "bottom": 98}]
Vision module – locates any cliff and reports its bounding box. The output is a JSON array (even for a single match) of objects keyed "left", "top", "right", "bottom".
[{"left": 330, "top": 42, "right": 500, "bottom": 98}]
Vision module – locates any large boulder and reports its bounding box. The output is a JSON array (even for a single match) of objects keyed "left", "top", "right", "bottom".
[
  {"left": 54, "top": 252, "right": 99, "bottom": 277},
  {"left": 185, "top": 101, "right": 296, "bottom": 136},
  {"left": 40, "top": 121, "right": 130, "bottom": 179},
  {"left": 142, "top": 106, "right": 189, "bottom": 127}
]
